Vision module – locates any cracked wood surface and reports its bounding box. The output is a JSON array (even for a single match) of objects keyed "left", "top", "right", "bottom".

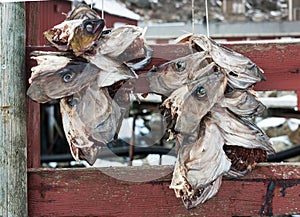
[
  {"left": 0, "top": 2, "right": 27, "bottom": 217},
  {"left": 28, "top": 163, "right": 300, "bottom": 216}
]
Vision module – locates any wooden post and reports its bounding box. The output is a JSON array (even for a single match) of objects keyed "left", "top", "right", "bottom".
[
  {"left": 26, "top": 1, "right": 41, "bottom": 168},
  {"left": 0, "top": 2, "right": 27, "bottom": 217}
]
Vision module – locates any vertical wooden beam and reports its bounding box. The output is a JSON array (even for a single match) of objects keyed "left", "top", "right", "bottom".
[
  {"left": 26, "top": 2, "right": 41, "bottom": 168},
  {"left": 0, "top": 2, "right": 27, "bottom": 217},
  {"left": 297, "top": 90, "right": 300, "bottom": 111}
]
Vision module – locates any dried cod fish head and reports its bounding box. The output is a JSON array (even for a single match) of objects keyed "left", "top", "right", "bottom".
[
  {"left": 170, "top": 118, "right": 231, "bottom": 209},
  {"left": 162, "top": 70, "right": 226, "bottom": 138},
  {"left": 44, "top": 18, "right": 105, "bottom": 55},
  {"left": 87, "top": 25, "right": 152, "bottom": 71},
  {"left": 147, "top": 52, "right": 214, "bottom": 96},
  {"left": 220, "top": 88, "right": 266, "bottom": 117},
  {"left": 27, "top": 54, "right": 101, "bottom": 103},
  {"left": 60, "top": 84, "right": 121, "bottom": 165},
  {"left": 95, "top": 25, "right": 145, "bottom": 58},
  {"left": 44, "top": 4, "right": 104, "bottom": 54},
  {"left": 176, "top": 34, "right": 266, "bottom": 89}
]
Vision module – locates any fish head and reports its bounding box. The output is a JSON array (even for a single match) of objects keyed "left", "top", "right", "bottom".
[
  {"left": 27, "top": 54, "right": 100, "bottom": 103},
  {"left": 70, "top": 18, "right": 105, "bottom": 55},
  {"left": 60, "top": 85, "right": 122, "bottom": 165},
  {"left": 162, "top": 70, "right": 226, "bottom": 136},
  {"left": 44, "top": 18, "right": 105, "bottom": 55},
  {"left": 43, "top": 3, "right": 104, "bottom": 54},
  {"left": 147, "top": 51, "right": 211, "bottom": 96},
  {"left": 175, "top": 33, "right": 212, "bottom": 52}
]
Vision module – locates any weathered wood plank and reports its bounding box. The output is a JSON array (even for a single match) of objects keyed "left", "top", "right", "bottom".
[
  {"left": 27, "top": 42, "right": 300, "bottom": 94},
  {"left": 28, "top": 163, "right": 300, "bottom": 216},
  {"left": 135, "top": 42, "right": 300, "bottom": 93},
  {"left": 0, "top": 2, "right": 27, "bottom": 217},
  {"left": 25, "top": 1, "right": 43, "bottom": 168},
  {"left": 25, "top": 48, "right": 40, "bottom": 168}
]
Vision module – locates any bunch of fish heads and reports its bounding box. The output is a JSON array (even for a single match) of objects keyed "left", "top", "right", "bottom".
[
  {"left": 27, "top": 4, "right": 152, "bottom": 165},
  {"left": 147, "top": 33, "right": 274, "bottom": 209}
]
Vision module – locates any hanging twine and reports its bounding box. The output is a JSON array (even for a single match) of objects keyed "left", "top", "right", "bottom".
[
  {"left": 205, "top": 0, "right": 210, "bottom": 37},
  {"left": 102, "top": 0, "right": 104, "bottom": 19}
]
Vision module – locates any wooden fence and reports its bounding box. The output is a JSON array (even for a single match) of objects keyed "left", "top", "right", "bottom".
[{"left": 26, "top": 41, "right": 300, "bottom": 216}]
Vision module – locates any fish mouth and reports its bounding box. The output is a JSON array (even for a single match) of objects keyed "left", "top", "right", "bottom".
[
  {"left": 27, "top": 83, "right": 50, "bottom": 103},
  {"left": 147, "top": 71, "right": 172, "bottom": 95},
  {"left": 85, "top": 18, "right": 105, "bottom": 35}
]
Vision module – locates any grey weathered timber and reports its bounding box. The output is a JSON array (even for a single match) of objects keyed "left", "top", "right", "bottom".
[{"left": 0, "top": 2, "right": 27, "bottom": 217}]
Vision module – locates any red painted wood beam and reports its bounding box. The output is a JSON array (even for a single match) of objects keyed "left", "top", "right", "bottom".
[
  {"left": 26, "top": 0, "right": 41, "bottom": 168},
  {"left": 134, "top": 42, "right": 300, "bottom": 93},
  {"left": 28, "top": 163, "right": 300, "bottom": 216},
  {"left": 297, "top": 91, "right": 300, "bottom": 112}
]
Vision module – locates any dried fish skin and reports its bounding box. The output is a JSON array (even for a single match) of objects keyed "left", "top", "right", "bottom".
[
  {"left": 210, "top": 106, "right": 274, "bottom": 154},
  {"left": 171, "top": 160, "right": 223, "bottom": 210},
  {"left": 93, "top": 57, "right": 138, "bottom": 87},
  {"left": 177, "top": 34, "right": 265, "bottom": 89},
  {"left": 170, "top": 120, "right": 231, "bottom": 209},
  {"left": 220, "top": 88, "right": 266, "bottom": 117},
  {"left": 147, "top": 52, "right": 213, "bottom": 96},
  {"left": 60, "top": 84, "right": 121, "bottom": 165},
  {"left": 27, "top": 55, "right": 100, "bottom": 103},
  {"left": 95, "top": 25, "right": 145, "bottom": 58},
  {"left": 61, "top": 98, "right": 94, "bottom": 163},
  {"left": 182, "top": 176, "right": 223, "bottom": 210},
  {"left": 66, "top": 4, "right": 100, "bottom": 21},
  {"left": 85, "top": 25, "right": 151, "bottom": 73},
  {"left": 162, "top": 70, "right": 226, "bottom": 137}
]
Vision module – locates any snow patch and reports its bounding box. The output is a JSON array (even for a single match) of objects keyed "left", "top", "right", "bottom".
[{"left": 82, "top": 0, "right": 140, "bottom": 20}]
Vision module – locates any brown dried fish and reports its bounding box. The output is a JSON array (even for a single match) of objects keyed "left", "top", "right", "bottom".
[
  {"left": 148, "top": 51, "right": 213, "bottom": 96},
  {"left": 84, "top": 25, "right": 152, "bottom": 72},
  {"left": 210, "top": 106, "right": 274, "bottom": 154},
  {"left": 44, "top": 4, "right": 105, "bottom": 55},
  {"left": 27, "top": 54, "right": 100, "bottom": 103},
  {"left": 27, "top": 52, "right": 137, "bottom": 103},
  {"left": 170, "top": 117, "right": 231, "bottom": 209},
  {"left": 219, "top": 88, "right": 266, "bottom": 117},
  {"left": 177, "top": 34, "right": 266, "bottom": 89},
  {"left": 60, "top": 83, "right": 121, "bottom": 165},
  {"left": 162, "top": 70, "right": 226, "bottom": 140}
]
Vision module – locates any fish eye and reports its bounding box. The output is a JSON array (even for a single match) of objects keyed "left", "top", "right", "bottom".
[
  {"left": 194, "top": 86, "right": 206, "bottom": 98},
  {"left": 84, "top": 21, "right": 94, "bottom": 33},
  {"left": 66, "top": 97, "right": 78, "bottom": 107},
  {"left": 62, "top": 71, "right": 74, "bottom": 83},
  {"left": 175, "top": 60, "right": 186, "bottom": 72}
]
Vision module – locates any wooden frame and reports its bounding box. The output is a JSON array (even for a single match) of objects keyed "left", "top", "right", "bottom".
[{"left": 26, "top": 41, "right": 300, "bottom": 216}]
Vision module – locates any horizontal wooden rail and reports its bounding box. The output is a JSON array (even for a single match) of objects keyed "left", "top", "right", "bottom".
[
  {"left": 28, "top": 163, "right": 300, "bottom": 216},
  {"left": 134, "top": 41, "right": 300, "bottom": 94}
]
